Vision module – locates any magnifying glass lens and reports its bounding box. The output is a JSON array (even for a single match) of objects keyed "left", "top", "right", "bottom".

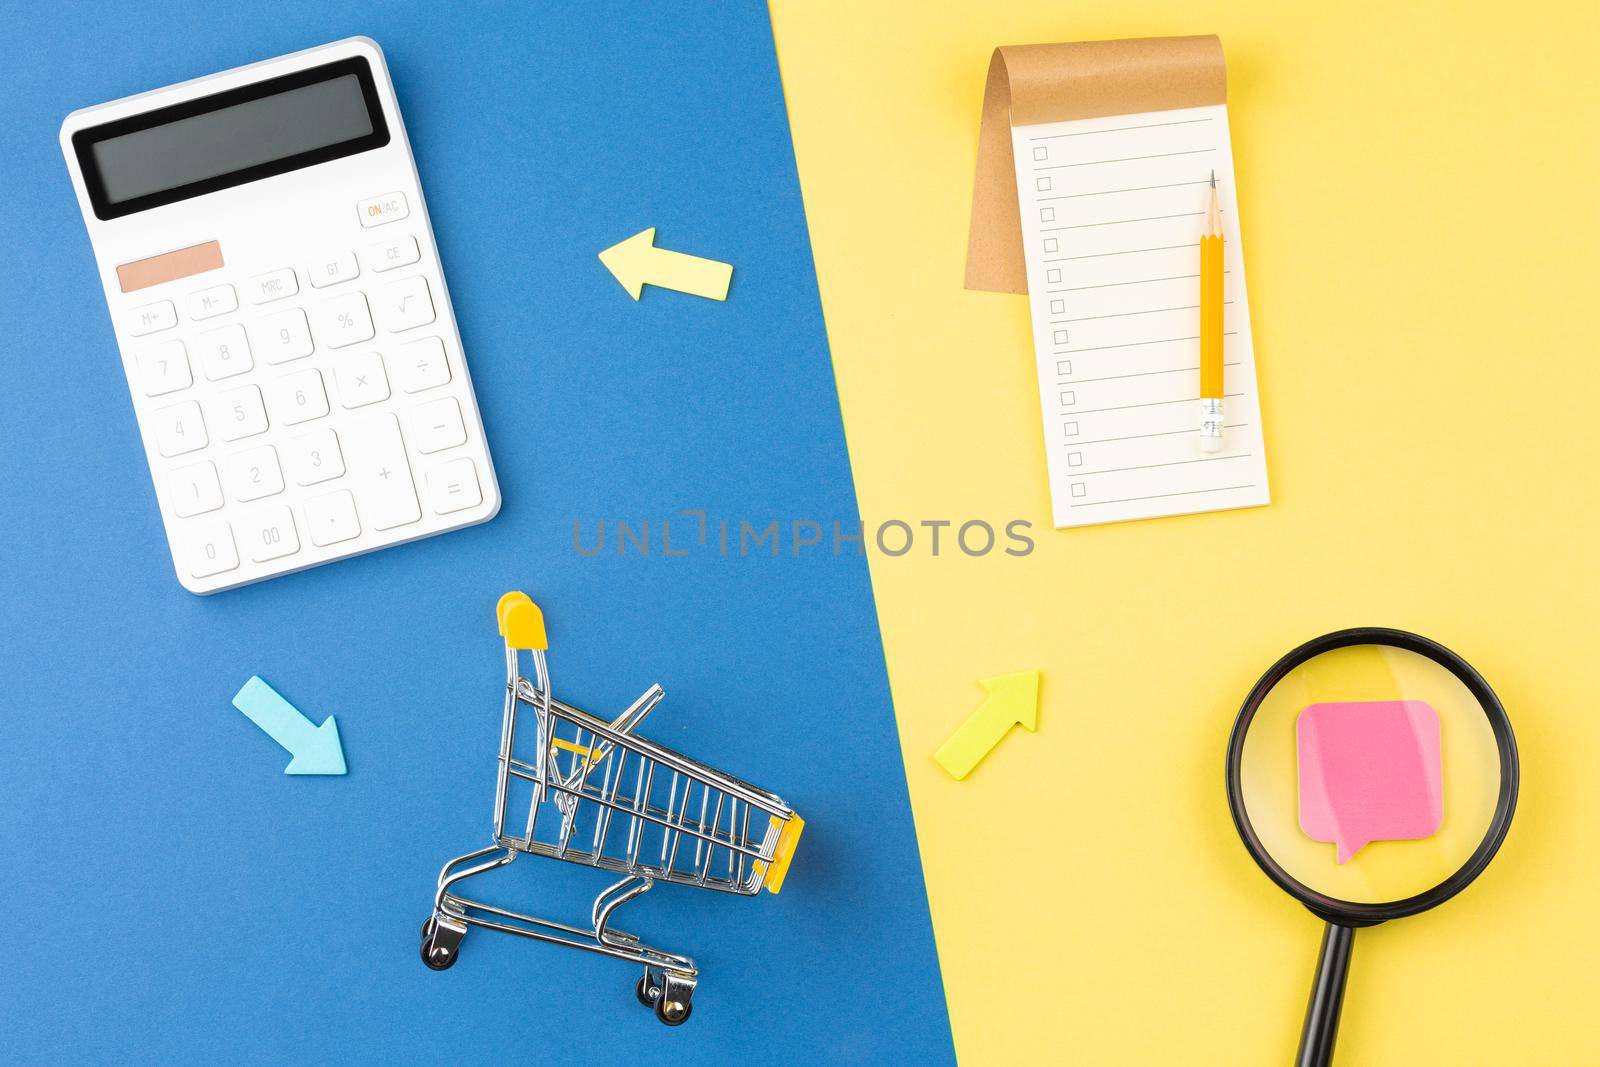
[
  {"left": 1237, "top": 642, "right": 1503, "bottom": 906},
  {"left": 1230, "top": 632, "right": 1516, "bottom": 1067}
]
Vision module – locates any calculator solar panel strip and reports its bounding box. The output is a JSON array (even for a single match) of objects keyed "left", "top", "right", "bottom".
[{"left": 60, "top": 37, "right": 500, "bottom": 593}]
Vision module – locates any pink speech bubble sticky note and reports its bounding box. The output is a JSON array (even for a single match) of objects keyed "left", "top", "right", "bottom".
[{"left": 1297, "top": 700, "right": 1443, "bottom": 864}]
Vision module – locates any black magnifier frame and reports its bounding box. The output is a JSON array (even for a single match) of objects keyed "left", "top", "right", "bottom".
[{"left": 1225, "top": 627, "right": 1518, "bottom": 1067}]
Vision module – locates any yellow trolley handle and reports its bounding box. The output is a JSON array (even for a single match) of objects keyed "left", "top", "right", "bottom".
[
  {"left": 496, "top": 591, "right": 548, "bottom": 651},
  {"left": 760, "top": 814, "right": 805, "bottom": 894}
]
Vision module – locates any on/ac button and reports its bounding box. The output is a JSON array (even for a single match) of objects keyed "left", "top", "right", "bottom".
[{"left": 357, "top": 191, "right": 409, "bottom": 228}]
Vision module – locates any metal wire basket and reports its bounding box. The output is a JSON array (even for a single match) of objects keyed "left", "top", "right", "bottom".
[{"left": 421, "top": 592, "right": 804, "bottom": 1025}]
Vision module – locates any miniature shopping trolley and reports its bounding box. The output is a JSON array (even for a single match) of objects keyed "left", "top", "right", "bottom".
[{"left": 421, "top": 592, "right": 804, "bottom": 1025}]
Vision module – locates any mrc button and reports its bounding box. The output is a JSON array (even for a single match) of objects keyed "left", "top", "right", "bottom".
[{"left": 357, "top": 191, "right": 409, "bottom": 228}]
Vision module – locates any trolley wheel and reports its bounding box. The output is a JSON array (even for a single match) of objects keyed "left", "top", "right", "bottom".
[
  {"left": 421, "top": 936, "right": 457, "bottom": 971},
  {"left": 654, "top": 992, "right": 692, "bottom": 1027},
  {"left": 420, "top": 919, "right": 459, "bottom": 972},
  {"left": 636, "top": 972, "right": 659, "bottom": 1007}
]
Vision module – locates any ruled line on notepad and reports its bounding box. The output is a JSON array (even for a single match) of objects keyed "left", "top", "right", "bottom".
[
  {"left": 1065, "top": 423, "right": 1251, "bottom": 448},
  {"left": 1053, "top": 301, "right": 1233, "bottom": 324},
  {"left": 1027, "top": 117, "right": 1213, "bottom": 141},
  {"left": 1065, "top": 391, "right": 1246, "bottom": 417},
  {"left": 1056, "top": 331, "right": 1237, "bottom": 355},
  {"left": 1038, "top": 179, "right": 1215, "bottom": 203},
  {"left": 1037, "top": 148, "right": 1215, "bottom": 170},
  {"left": 1074, "top": 454, "right": 1253, "bottom": 478},
  {"left": 1050, "top": 271, "right": 1228, "bottom": 293},
  {"left": 1059, "top": 362, "right": 1241, "bottom": 385},
  {"left": 1046, "top": 242, "right": 1199, "bottom": 262},
  {"left": 1043, "top": 212, "right": 1206, "bottom": 232},
  {"left": 1071, "top": 484, "right": 1255, "bottom": 508}
]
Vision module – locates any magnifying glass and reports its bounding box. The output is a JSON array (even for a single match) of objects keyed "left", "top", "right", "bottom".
[{"left": 1225, "top": 628, "right": 1518, "bottom": 1067}]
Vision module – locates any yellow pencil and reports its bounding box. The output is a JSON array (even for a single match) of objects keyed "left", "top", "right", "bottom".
[{"left": 1199, "top": 171, "right": 1225, "bottom": 452}]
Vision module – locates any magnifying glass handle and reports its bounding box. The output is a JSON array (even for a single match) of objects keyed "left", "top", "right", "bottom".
[{"left": 1296, "top": 922, "right": 1356, "bottom": 1067}]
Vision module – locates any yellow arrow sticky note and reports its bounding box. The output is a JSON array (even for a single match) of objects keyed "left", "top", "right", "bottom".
[
  {"left": 599, "top": 228, "right": 733, "bottom": 302},
  {"left": 933, "top": 670, "right": 1040, "bottom": 780}
]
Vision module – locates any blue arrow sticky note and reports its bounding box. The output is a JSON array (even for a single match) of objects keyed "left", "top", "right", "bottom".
[{"left": 231, "top": 676, "right": 347, "bottom": 776}]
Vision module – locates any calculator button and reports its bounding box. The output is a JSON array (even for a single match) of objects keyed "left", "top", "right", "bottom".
[
  {"left": 136, "top": 339, "right": 192, "bottom": 396},
  {"left": 167, "top": 460, "right": 223, "bottom": 517},
  {"left": 222, "top": 445, "right": 284, "bottom": 503},
  {"left": 344, "top": 412, "right": 421, "bottom": 531},
  {"left": 308, "top": 251, "right": 359, "bottom": 289},
  {"left": 284, "top": 428, "right": 345, "bottom": 486},
  {"left": 196, "top": 323, "right": 253, "bottom": 381},
  {"left": 425, "top": 457, "right": 482, "bottom": 514},
  {"left": 306, "top": 489, "right": 361, "bottom": 546},
  {"left": 336, "top": 351, "right": 390, "bottom": 409},
  {"left": 374, "top": 276, "right": 435, "bottom": 333},
  {"left": 248, "top": 268, "right": 299, "bottom": 305},
  {"left": 267, "top": 368, "right": 329, "bottom": 426},
  {"left": 311, "top": 291, "right": 375, "bottom": 349},
  {"left": 214, "top": 385, "right": 268, "bottom": 442},
  {"left": 253, "top": 308, "right": 314, "bottom": 365},
  {"left": 357, "top": 191, "right": 409, "bottom": 228},
  {"left": 246, "top": 268, "right": 300, "bottom": 307},
  {"left": 186, "top": 283, "right": 237, "bottom": 321},
  {"left": 125, "top": 300, "right": 177, "bottom": 337},
  {"left": 396, "top": 336, "right": 451, "bottom": 393},
  {"left": 365, "top": 235, "right": 420, "bottom": 273},
  {"left": 409, "top": 397, "right": 467, "bottom": 454},
  {"left": 183, "top": 519, "right": 238, "bottom": 579},
  {"left": 154, "top": 400, "right": 207, "bottom": 457},
  {"left": 242, "top": 504, "right": 299, "bottom": 563}
]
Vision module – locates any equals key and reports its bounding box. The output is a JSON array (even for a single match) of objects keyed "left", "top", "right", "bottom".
[{"left": 426, "top": 457, "right": 482, "bottom": 515}]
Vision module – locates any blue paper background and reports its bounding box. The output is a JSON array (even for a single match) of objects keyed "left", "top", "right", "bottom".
[{"left": 0, "top": 4, "right": 954, "bottom": 1063}]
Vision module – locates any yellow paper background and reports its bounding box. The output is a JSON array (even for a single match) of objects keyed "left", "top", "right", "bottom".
[{"left": 769, "top": 2, "right": 1600, "bottom": 1063}]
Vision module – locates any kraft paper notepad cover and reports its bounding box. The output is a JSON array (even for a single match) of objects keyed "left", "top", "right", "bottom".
[{"left": 966, "top": 36, "right": 1270, "bottom": 528}]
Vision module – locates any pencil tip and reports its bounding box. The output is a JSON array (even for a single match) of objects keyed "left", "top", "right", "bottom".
[{"left": 1210, "top": 169, "right": 1216, "bottom": 187}]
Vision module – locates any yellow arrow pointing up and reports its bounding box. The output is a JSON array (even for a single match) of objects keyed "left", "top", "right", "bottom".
[
  {"left": 933, "top": 670, "right": 1040, "bottom": 780},
  {"left": 599, "top": 228, "right": 733, "bottom": 302}
]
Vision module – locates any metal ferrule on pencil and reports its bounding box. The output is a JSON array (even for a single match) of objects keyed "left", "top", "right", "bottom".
[{"left": 1199, "top": 398, "right": 1224, "bottom": 452}]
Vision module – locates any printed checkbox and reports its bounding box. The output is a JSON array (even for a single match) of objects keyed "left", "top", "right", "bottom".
[
  {"left": 1053, "top": 329, "right": 1069, "bottom": 345},
  {"left": 1036, "top": 176, "right": 1052, "bottom": 192},
  {"left": 1032, "top": 146, "right": 1048, "bottom": 161},
  {"left": 1070, "top": 482, "right": 1087, "bottom": 498},
  {"left": 1046, "top": 268, "right": 1061, "bottom": 283},
  {"left": 1056, "top": 359, "right": 1073, "bottom": 376},
  {"left": 1067, "top": 451, "right": 1084, "bottom": 468},
  {"left": 1060, "top": 390, "right": 1076, "bottom": 407},
  {"left": 1063, "top": 421, "right": 1080, "bottom": 437},
  {"left": 1050, "top": 299, "right": 1065, "bottom": 314},
  {"left": 1039, "top": 207, "right": 1056, "bottom": 222},
  {"left": 1043, "top": 238, "right": 1059, "bottom": 253}
]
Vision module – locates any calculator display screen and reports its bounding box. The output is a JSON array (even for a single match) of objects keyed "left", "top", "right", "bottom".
[{"left": 73, "top": 56, "right": 390, "bottom": 221}]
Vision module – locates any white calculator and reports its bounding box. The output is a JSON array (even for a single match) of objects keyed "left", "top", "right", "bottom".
[{"left": 60, "top": 37, "right": 500, "bottom": 594}]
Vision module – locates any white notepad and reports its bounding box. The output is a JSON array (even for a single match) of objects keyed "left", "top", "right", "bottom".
[{"left": 1010, "top": 104, "right": 1270, "bottom": 527}]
